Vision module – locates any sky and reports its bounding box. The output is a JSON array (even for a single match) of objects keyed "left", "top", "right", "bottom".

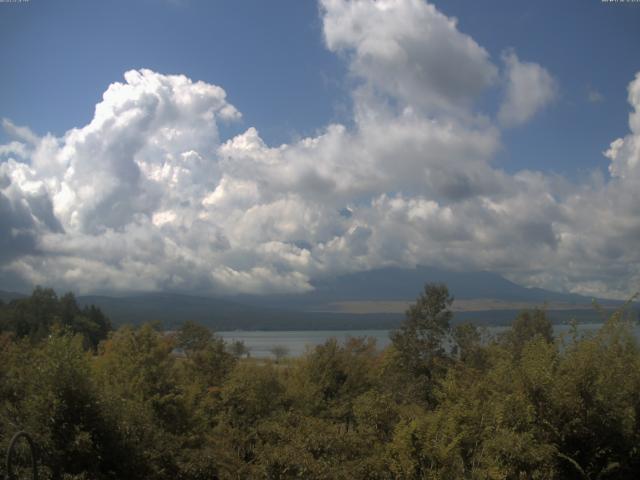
[{"left": 1, "top": 0, "right": 639, "bottom": 299}]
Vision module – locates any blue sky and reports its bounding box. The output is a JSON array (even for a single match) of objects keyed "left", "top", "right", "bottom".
[
  {"left": 2, "top": 0, "right": 639, "bottom": 175},
  {"left": 1, "top": 1, "right": 345, "bottom": 146},
  {"left": 1, "top": 0, "right": 640, "bottom": 299},
  {"left": 437, "top": 0, "right": 640, "bottom": 174}
]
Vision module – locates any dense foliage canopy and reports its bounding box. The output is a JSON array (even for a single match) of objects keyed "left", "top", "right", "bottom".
[{"left": 1, "top": 285, "right": 639, "bottom": 479}]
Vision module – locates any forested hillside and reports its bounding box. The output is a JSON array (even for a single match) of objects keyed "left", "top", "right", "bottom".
[{"left": 1, "top": 286, "right": 639, "bottom": 479}]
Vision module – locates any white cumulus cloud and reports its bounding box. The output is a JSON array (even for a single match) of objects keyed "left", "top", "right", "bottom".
[
  {"left": 498, "top": 51, "right": 557, "bottom": 127},
  {"left": 321, "top": 0, "right": 497, "bottom": 114},
  {"left": 0, "top": 0, "right": 638, "bottom": 300}
]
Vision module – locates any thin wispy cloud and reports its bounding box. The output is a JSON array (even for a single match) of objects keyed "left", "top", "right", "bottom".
[{"left": 587, "top": 86, "right": 605, "bottom": 104}]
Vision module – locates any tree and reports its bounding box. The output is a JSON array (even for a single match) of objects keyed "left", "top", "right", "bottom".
[
  {"left": 0, "top": 288, "right": 111, "bottom": 348},
  {"left": 228, "top": 339, "right": 250, "bottom": 358},
  {"left": 10, "top": 286, "right": 59, "bottom": 341},
  {"left": 93, "top": 324, "right": 189, "bottom": 479},
  {"left": 0, "top": 331, "right": 123, "bottom": 480},
  {"left": 176, "top": 320, "right": 213, "bottom": 353},
  {"left": 79, "top": 304, "right": 112, "bottom": 349},
  {"left": 270, "top": 345, "right": 289, "bottom": 363},
  {"left": 502, "top": 308, "right": 553, "bottom": 357},
  {"left": 175, "top": 321, "right": 236, "bottom": 389},
  {"left": 451, "top": 322, "right": 487, "bottom": 369},
  {"left": 389, "top": 283, "right": 453, "bottom": 402}
]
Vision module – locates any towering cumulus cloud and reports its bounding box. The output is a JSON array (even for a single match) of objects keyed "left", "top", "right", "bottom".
[
  {"left": 321, "top": 0, "right": 497, "bottom": 113},
  {"left": 0, "top": 0, "right": 638, "bottom": 298}
]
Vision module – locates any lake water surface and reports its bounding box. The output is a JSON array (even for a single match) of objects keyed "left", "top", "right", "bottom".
[{"left": 219, "top": 323, "right": 623, "bottom": 359}]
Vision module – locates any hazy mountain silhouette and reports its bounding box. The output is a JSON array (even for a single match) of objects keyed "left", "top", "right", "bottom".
[
  {"left": 75, "top": 292, "right": 401, "bottom": 331},
  {"left": 235, "top": 266, "right": 598, "bottom": 310},
  {"left": 0, "top": 290, "right": 27, "bottom": 303},
  {"left": 2, "top": 266, "right": 625, "bottom": 330}
]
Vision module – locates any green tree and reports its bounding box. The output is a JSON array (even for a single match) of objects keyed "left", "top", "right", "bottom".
[
  {"left": 389, "top": 283, "right": 454, "bottom": 403},
  {"left": 176, "top": 320, "right": 236, "bottom": 389},
  {"left": 289, "top": 337, "right": 378, "bottom": 422},
  {"left": 176, "top": 320, "right": 213, "bottom": 352},
  {"left": 228, "top": 339, "right": 250, "bottom": 358},
  {"left": 502, "top": 308, "right": 554, "bottom": 357},
  {"left": 451, "top": 322, "right": 487, "bottom": 368},
  {"left": 0, "top": 330, "right": 126, "bottom": 480},
  {"left": 270, "top": 345, "right": 289, "bottom": 363},
  {"left": 93, "top": 324, "right": 189, "bottom": 479},
  {"left": 9, "top": 286, "right": 59, "bottom": 341},
  {"left": 0, "top": 288, "right": 111, "bottom": 348}
]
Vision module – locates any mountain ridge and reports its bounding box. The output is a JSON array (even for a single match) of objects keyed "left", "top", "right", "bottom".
[{"left": 1, "top": 267, "right": 629, "bottom": 330}]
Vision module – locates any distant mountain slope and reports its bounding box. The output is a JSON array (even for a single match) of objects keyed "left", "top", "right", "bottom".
[
  {"left": 77, "top": 292, "right": 253, "bottom": 327},
  {"left": 311, "top": 266, "right": 593, "bottom": 302},
  {"left": 235, "top": 266, "right": 604, "bottom": 310},
  {"left": 76, "top": 290, "right": 621, "bottom": 331},
  {"left": 8, "top": 266, "right": 629, "bottom": 331},
  {"left": 0, "top": 290, "right": 27, "bottom": 303},
  {"left": 76, "top": 292, "right": 403, "bottom": 330}
]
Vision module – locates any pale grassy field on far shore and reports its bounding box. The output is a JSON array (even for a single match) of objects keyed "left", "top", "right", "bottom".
[{"left": 313, "top": 299, "right": 615, "bottom": 315}]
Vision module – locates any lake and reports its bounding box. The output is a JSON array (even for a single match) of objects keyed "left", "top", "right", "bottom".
[{"left": 218, "top": 323, "right": 619, "bottom": 359}]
